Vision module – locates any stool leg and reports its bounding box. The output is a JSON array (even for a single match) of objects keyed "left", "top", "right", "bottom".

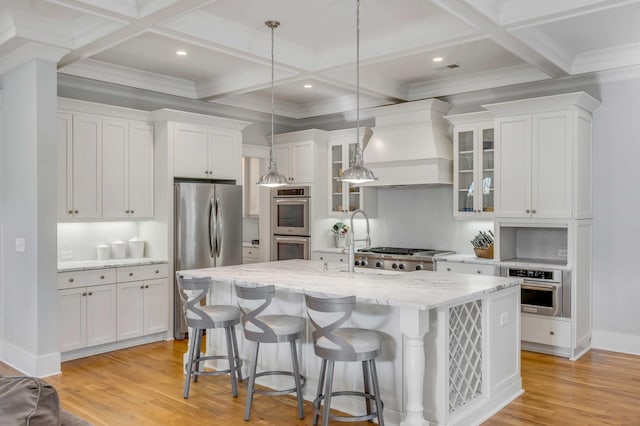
[
  {"left": 370, "top": 359, "right": 384, "bottom": 426},
  {"left": 193, "top": 328, "right": 203, "bottom": 383},
  {"left": 224, "top": 327, "right": 239, "bottom": 397},
  {"left": 290, "top": 340, "right": 305, "bottom": 419},
  {"left": 362, "top": 360, "right": 372, "bottom": 418},
  {"left": 321, "top": 360, "right": 335, "bottom": 426},
  {"left": 183, "top": 327, "right": 198, "bottom": 398},
  {"left": 244, "top": 342, "right": 260, "bottom": 421},
  {"left": 313, "top": 359, "right": 327, "bottom": 426},
  {"left": 230, "top": 325, "right": 243, "bottom": 383}
]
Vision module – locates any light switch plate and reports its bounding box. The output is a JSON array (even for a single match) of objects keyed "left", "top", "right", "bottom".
[{"left": 15, "top": 238, "right": 26, "bottom": 253}]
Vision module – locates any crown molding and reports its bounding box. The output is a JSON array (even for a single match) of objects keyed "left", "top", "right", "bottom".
[
  {"left": 572, "top": 42, "right": 640, "bottom": 75},
  {"left": 0, "top": 41, "right": 69, "bottom": 75}
]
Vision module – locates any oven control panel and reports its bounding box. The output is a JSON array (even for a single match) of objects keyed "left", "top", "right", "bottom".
[{"left": 507, "top": 269, "right": 554, "bottom": 280}]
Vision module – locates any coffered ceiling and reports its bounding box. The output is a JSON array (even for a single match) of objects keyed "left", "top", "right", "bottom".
[{"left": 2, "top": 0, "right": 640, "bottom": 118}]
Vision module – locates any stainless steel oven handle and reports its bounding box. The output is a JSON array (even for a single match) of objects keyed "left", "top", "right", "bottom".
[
  {"left": 522, "top": 283, "right": 557, "bottom": 291},
  {"left": 274, "top": 198, "right": 309, "bottom": 204}
]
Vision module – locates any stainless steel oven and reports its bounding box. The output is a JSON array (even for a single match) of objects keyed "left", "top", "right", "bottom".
[
  {"left": 271, "top": 186, "right": 310, "bottom": 236},
  {"left": 272, "top": 235, "right": 310, "bottom": 261},
  {"left": 501, "top": 266, "right": 571, "bottom": 317}
]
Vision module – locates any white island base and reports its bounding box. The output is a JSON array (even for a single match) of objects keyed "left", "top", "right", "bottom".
[{"left": 180, "top": 260, "right": 522, "bottom": 426}]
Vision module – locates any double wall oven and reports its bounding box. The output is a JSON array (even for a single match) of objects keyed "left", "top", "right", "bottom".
[{"left": 271, "top": 186, "right": 311, "bottom": 260}]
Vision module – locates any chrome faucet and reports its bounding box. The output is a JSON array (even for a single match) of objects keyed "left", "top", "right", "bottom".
[{"left": 348, "top": 209, "right": 371, "bottom": 272}]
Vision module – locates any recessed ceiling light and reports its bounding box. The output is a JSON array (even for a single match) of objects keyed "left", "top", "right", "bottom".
[
  {"left": 176, "top": 50, "right": 187, "bottom": 56},
  {"left": 433, "top": 57, "right": 443, "bottom": 62},
  {"left": 303, "top": 84, "right": 313, "bottom": 89}
]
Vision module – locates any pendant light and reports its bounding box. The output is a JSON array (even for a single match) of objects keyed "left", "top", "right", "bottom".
[
  {"left": 257, "top": 20, "right": 289, "bottom": 187},
  {"left": 340, "top": 0, "right": 378, "bottom": 184}
]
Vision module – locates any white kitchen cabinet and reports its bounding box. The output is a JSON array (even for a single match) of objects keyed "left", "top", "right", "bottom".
[
  {"left": 312, "top": 250, "right": 348, "bottom": 264},
  {"left": 437, "top": 260, "right": 497, "bottom": 275},
  {"left": 116, "top": 278, "right": 168, "bottom": 340},
  {"left": 102, "top": 120, "right": 154, "bottom": 219},
  {"left": 173, "top": 123, "right": 241, "bottom": 181},
  {"left": 58, "top": 284, "right": 117, "bottom": 352},
  {"left": 445, "top": 112, "right": 495, "bottom": 218},
  {"left": 58, "top": 113, "right": 102, "bottom": 219},
  {"left": 328, "top": 128, "right": 377, "bottom": 216},
  {"left": 273, "top": 141, "right": 314, "bottom": 184},
  {"left": 485, "top": 92, "right": 599, "bottom": 220},
  {"left": 242, "top": 246, "right": 261, "bottom": 264},
  {"left": 243, "top": 157, "right": 262, "bottom": 217}
]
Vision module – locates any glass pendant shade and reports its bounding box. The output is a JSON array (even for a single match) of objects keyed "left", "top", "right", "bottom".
[
  {"left": 257, "top": 20, "right": 288, "bottom": 188},
  {"left": 340, "top": 0, "right": 377, "bottom": 185}
]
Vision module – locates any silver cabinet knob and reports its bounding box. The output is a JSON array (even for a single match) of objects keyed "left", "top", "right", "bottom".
[
  {"left": 155, "top": 270, "right": 159, "bottom": 274},
  {"left": 145, "top": 285, "right": 149, "bottom": 289},
  {"left": 532, "top": 209, "right": 537, "bottom": 214},
  {"left": 88, "top": 292, "right": 93, "bottom": 296},
  {"left": 526, "top": 209, "right": 531, "bottom": 213},
  {"left": 140, "top": 285, "right": 144, "bottom": 289},
  {"left": 477, "top": 270, "right": 482, "bottom": 274},
  {"left": 69, "top": 278, "right": 74, "bottom": 283},
  {"left": 100, "top": 275, "right": 105, "bottom": 279},
  {"left": 82, "top": 292, "right": 87, "bottom": 296},
  {"left": 129, "top": 272, "right": 133, "bottom": 276},
  {"left": 446, "top": 267, "right": 451, "bottom": 272}
]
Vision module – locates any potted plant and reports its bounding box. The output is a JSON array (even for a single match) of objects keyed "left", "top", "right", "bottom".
[{"left": 331, "top": 222, "right": 349, "bottom": 248}]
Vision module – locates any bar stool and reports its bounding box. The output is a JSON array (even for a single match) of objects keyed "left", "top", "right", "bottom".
[
  {"left": 235, "top": 284, "right": 306, "bottom": 421},
  {"left": 305, "top": 294, "right": 385, "bottom": 426},
  {"left": 176, "top": 275, "right": 243, "bottom": 398}
]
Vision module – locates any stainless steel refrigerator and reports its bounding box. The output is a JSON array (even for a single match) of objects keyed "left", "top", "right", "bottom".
[{"left": 173, "top": 180, "right": 242, "bottom": 339}]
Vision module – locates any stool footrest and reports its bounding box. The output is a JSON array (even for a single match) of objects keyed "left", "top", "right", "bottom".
[
  {"left": 313, "top": 390, "right": 383, "bottom": 423},
  {"left": 187, "top": 354, "right": 243, "bottom": 378},
  {"left": 252, "top": 371, "right": 306, "bottom": 396}
]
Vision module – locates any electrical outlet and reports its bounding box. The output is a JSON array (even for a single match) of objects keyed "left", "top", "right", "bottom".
[
  {"left": 499, "top": 312, "right": 509, "bottom": 327},
  {"left": 61, "top": 250, "right": 73, "bottom": 260},
  {"left": 558, "top": 249, "right": 567, "bottom": 258}
]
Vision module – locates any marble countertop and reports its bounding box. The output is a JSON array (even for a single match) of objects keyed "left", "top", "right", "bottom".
[
  {"left": 437, "top": 254, "right": 571, "bottom": 270},
  {"left": 179, "top": 259, "right": 521, "bottom": 311},
  {"left": 58, "top": 258, "right": 168, "bottom": 272}
]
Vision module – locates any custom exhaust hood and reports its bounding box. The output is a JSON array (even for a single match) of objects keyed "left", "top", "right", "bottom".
[{"left": 360, "top": 98, "right": 453, "bottom": 186}]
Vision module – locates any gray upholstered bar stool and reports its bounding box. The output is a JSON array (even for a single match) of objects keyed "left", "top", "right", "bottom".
[
  {"left": 176, "top": 275, "right": 243, "bottom": 398},
  {"left": 235, "top": 284, "right": 306, "bottom": 421},
  {"left": 305, "top": 294, "right": 385, "bottom": 426}
]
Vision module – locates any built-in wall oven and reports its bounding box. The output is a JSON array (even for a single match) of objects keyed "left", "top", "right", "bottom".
[
  {"left": 500, "top": 266, "right": 571, "bottom": 317},
  {"left": 271, "top": 186, "right": 311, "bottom": 261}
]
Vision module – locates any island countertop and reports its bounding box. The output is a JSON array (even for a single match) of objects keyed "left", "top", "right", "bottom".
[{"left": 179, "top": 259, "right": 521, "bottom": 311}]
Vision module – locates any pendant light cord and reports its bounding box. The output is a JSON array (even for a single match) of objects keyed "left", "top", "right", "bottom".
[
  {"left": 271, "top": 22, "right": 275, "bottom": 161},
  {"left": 356, "top": 0, "right": 360, "bottom": 148}
]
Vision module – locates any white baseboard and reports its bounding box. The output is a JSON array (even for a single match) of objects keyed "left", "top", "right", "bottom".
[
  {"left": 591, "top": 329, "right": 640, "bottom": 355},
  {"left": 1, "top": 340, "right": 61, "bottom": 377}
]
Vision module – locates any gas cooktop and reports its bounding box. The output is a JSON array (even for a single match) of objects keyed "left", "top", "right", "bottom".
[
  {"left": 354, "top": 247, "right": 455, "bottom": 271},
  {"left": 357, "top": 247, "right": 452, "bottom": 257}
]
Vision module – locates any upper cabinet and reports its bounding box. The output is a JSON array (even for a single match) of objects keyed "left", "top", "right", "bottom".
[
  {"left": 445, "top": 112, "right": 495, "bottom": 219},
  {"left": 485, "top": 92, "right": 600, "bottom": 220},
  {"left": 58, "top": 113, "right": 102, "bottom": 220},
  {"left": 273, "top": 140, "right": 314, "bottom": 184},
  {"left": 102, "top": 120, "right": 154, "bottom": 219},
  {"left": 327, "top": 128, "right": 377, "bottom": 216},
  {"left": 172, "top": 123, "right": 241, "bottom": 181}
]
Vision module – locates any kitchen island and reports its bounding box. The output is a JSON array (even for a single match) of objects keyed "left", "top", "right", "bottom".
[{"left": 179, "top": 259, "right": 523, "bottom": 426}]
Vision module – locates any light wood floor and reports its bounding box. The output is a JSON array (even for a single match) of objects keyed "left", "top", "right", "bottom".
[{"left": 2, "top": 341, "right": 640, "bottom": 425}]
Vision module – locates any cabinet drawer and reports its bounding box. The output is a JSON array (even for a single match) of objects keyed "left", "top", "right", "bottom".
[
  {"left": 117, "top": 264, "right": 168, "bottom": 282},
  {"left": 439, "top": 262, "right": 496, "bottom": 275},
  {"left": 242, "top": 247, "right": 260, "bottom": 259},
  {"left": 521, "top": 314, "right": 571, "bottom": 348},
  {"left": 312, "top": 251, "right": 348, "bottom": 264},
  {"left": 58, "top": 268, "right": 116, "bottom": 289}
]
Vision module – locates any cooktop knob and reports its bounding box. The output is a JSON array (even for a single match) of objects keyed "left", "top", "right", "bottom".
[
  {"left": 392, "top": 263, "right": 398, "bottom": 269},
  {"left": 375, "top": 261, "right": 383, "bottom": 268},
  {"left": 360, "top": 260, "right": 368, "bottom": 267},
  {"left": 354, "top": 260, "right": 361, "bottom": 266},
  {"left": 399, "top": 263, "right": 406, "bottom": 270},
  {"left": 415, "top": 264, "right": 424, "bottom": 271}
]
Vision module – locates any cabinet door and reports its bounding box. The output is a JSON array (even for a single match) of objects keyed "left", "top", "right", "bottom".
[
  {"left": 116, "top": 281, "right": 144, "bottom": 340},
  {"left": 453, "top": 124, "right": 477, "bottom": 216},
  {"left": 244, "top": 157, "right": 262, "bottom": 216},
  {"left": 329, "top": 143, "right": 344, "bottom": 213},
  {"left": 86, "top": 284, "right": 117, "bottom": 346},
  {"left": 143, "top": 279, "right": 169, "bottom": 335},
  {"left": 478, "top": 124, "right": 495, "bottom": 215},
  {"left": 273, "top": 145, "right": 291, "bottom": 181},
  {"left": 128, "top": 123, "right": 154, "bottom": 218},
  {"left": 496, "top": 115, "right": 532, "bottom": 218},
  {"left": 532, "top": 111, "right": 572, "bottom": 218},
  {"left": 57, "top": 113, "right": 73, "bottom": 219},
  {"left": 72, "top": 114, "right": 102, "bottom": 219},
  {"left": 58, "top": 287, "right": 87, "bottom": 352},
  {"left": 291, "top": 141, "right": 314, "bottom": 183},
  {"left": 101, "top": 119, "right": 129, "bottom": 218},
  {"left": 174, "top": 124, "right": 208, "bottom": 178},
  {"left": 208, "top": 129, "right": 240, "bottom": 180}
]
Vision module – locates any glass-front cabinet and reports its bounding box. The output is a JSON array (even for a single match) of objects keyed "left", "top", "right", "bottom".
[
  {"left": 327, "top": 129, "right": 377, "bottom": 216},
  {"left": 447, "top": 112, "right": 494, "bottom": 218}
]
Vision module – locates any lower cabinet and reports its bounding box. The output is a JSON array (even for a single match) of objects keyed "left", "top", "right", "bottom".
[
  {"left": 242, "top": 246, "right": 261, "bottom": 264},
  {"left": 58, "top": 284, "right": 117, "bottom": 352},
  {"left": 116, "top": 279, "right": 168, "bottom": 340},
  {"left": 437, "top": 260, "right": 497, "bottom": 275},
  {"left": 312, "top": 250, "right": 348, "bottom": 264},
  {"left": 58, "top": 263, "right": 168, "bottom": 355}
]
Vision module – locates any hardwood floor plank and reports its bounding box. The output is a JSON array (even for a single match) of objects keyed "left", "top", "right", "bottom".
[{"left": 2, "top": 342, "right": 640, "bottom": 425}]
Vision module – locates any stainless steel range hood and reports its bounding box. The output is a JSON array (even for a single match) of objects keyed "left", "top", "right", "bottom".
[{"left": 360, "top": 99, "right": 453, "bottom": 186}]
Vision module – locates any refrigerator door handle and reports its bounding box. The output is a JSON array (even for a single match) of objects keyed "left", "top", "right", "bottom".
[
  {"left": 209, "top": 198, "right": 216, "bottom": 258},
  {"left": 215, "top": 197, "right": 222, "bottom": 257}
]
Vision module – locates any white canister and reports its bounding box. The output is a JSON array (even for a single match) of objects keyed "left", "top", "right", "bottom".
[
  {"left": 96, "top": 244, "right": 110, "bottom": 260},
  {"left": 128, "top": 236, "right": 145, "bottom": 259},
  {"left": 111, "top": 240, "right": 127, "bottom": 259}
]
